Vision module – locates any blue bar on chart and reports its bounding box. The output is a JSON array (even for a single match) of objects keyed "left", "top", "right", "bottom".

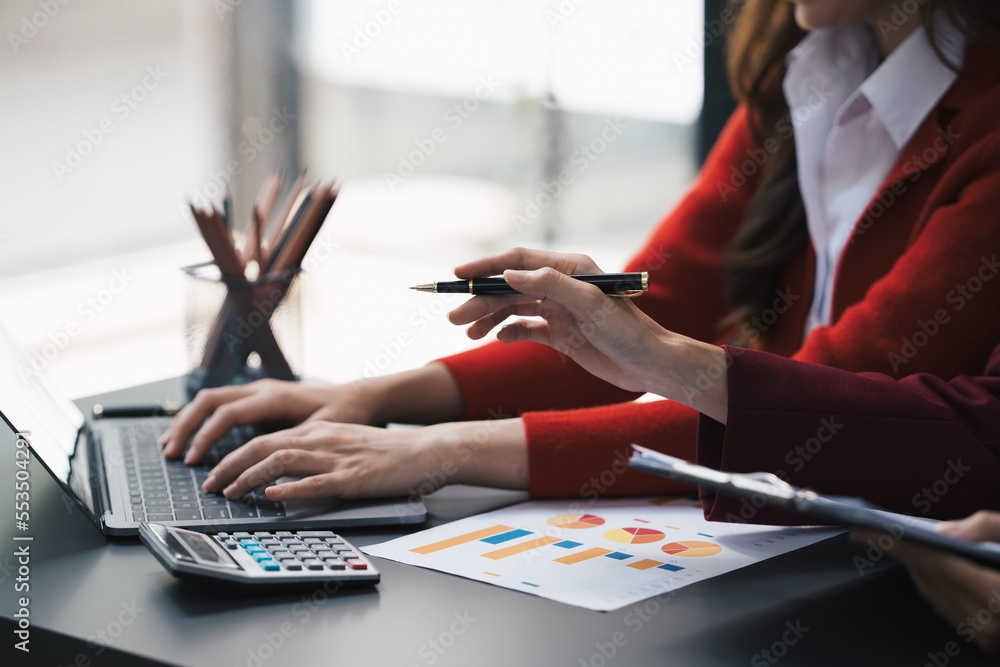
[
  {"left": 604, "top": 552, "right": 632, "bottom": 561},
  {"left": 658, "top": 563, "right": 684, "bottom": 572},
  {"left": 554, "top": 541, "right": 582, "bottom": 549},
  {"left": 480, "top": 529, "right": 533, "bottom": 544}
]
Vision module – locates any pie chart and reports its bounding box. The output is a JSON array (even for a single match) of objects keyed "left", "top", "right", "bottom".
[
  {"left": 661, "top": 541, "right": 722, "bottom": 557},
  {"left": 546, "top": 514, "right": 605, "bottom": 529},
  {"left": 603, "top": 527, "right": 665, "bottom": 545}
]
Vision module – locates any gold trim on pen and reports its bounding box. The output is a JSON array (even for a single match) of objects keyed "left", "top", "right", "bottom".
[
  {"left": 642, "top": 272, "right": 649, "bottom": 292},
  {"left": 469, "top": 279, "right": 474, "bottom": 294}
]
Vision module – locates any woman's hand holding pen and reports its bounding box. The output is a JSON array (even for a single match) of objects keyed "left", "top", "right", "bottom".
[{"left": 448, "top": 247, "right": 731, "bottom": 423}]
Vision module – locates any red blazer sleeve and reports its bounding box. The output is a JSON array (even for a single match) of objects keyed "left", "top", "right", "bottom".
[{"left": 698, "top": 345, "right": 1000, "bottom": 524}]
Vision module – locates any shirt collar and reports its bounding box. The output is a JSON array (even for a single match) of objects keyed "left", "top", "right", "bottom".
[
  {"left": 783, "top": 21, "right": 880, "bottom": 117},
  {"left": 859, "top": 17, "right": 966, "bottom": 149}
]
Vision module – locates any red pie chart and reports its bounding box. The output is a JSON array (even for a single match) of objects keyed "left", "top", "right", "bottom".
[
  {"left": 661, "top": 541, "right": 722, "bottom": 557},
  {"left": 546, "top": 514, "right": 605, "bottom": 529},
  {"left": 603, "top": 527, "right": 665, "bottom": 545}
]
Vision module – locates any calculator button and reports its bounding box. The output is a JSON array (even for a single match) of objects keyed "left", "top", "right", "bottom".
[
  {"left": 345, "top": 558, "right": 368, "bottom": 570},
  {"left": 275, "top": 531, "right": 293, "bottom": 537},
  {"left": 217, "top": 532, "right": 229, "bottom": 538},
  {"left": 283, "top": 562, "right": 302, "bottom": 571},
  {"left": 254, "top": 554, "right": 274, "bottom": 563},
  {"left": 261, "top": 561, "right": 280, "bottom": 572},
  {"left": 233, "top": 532, "right": 252, "bottom": 539},
  {"left": 313, "top": 550, "right": 336, "bottom": 559},
  {"left": 338, "top": 551, "right": 359, "bottom": 559},
  {"left": 296, "top": 531, "right": 337, "bottom": 538},
  {"left": 325, "top": 561, "right": 346, "bottom": 571},
  {"left": 302, "top": 537, "right": 323, "bottom": 544},
  {"left": 253, "top": 532, "right": 272, "bottom": 538},
  {"left": 302, "top": 560, "right": 324, "bottom": 570},
  {"left": 260, "top": 539, "right": 281, "bottom": 547}
]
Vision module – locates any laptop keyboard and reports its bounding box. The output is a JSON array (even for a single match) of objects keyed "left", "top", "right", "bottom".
[{"left": 119, "top": 422, "right": 286, "bottom": 523}]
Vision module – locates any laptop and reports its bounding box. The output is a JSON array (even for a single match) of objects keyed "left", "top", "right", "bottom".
[{"left": 0, "top": 323, "right": 426, "bottom": 536}]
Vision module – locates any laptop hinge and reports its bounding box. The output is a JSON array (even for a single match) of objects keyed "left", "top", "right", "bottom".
[{"left": 90, "top": 428, "right": 113, "bottom": 524}]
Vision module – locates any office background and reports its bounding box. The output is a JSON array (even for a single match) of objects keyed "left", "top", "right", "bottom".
[{"left": 0, "top": 0, "right": 715, "bottom": 401}]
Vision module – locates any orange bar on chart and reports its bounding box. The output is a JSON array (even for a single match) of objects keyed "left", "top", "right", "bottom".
[
  {"left": 553, "top": 547, "right": 613, "bottom": 565},
  {"left": 482, "top": 536, "right": 562, "bottom": 560},
  {"left": 627, "top": 559, "right": 663, "bottom": 571},
  {"left": 410, "top": 525, "right": 515, "bottom": 555}
]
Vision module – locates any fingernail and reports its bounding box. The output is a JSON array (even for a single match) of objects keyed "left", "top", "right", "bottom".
[
  {"left": 158, "top": 432, "right": 170, "bottom": 446},
  {"left": 269, "top": 486, "right": 284, "bottom": 499},
  {"left": 223, "top": 483, "right": 237, "bottom": 498},
  {"left": 183, "top": 454, "right": 193, "bottom": 465},
  {"left": 203, "top": 474, "right": 216, "bottom": 490},
  {"left": 504, "top": 269, "right": 528, "bottom": 285}
]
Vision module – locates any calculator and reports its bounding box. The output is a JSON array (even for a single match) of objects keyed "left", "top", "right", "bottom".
[{"left": 139, "top": 522, "right": 380, "bottom": 595}]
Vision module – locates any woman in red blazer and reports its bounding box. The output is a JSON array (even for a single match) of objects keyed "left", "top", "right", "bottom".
[{"left": 162, "top": 1, "right": 1000, "bottom": 511}]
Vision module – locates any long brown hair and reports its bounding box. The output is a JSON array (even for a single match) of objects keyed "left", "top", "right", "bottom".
[{"left": 721, "top": 0, "right": 1000, "bottom": 337}]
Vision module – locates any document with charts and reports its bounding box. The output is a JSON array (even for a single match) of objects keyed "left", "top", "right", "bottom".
[{"left": 363, "top": 496, "right": 840, "bottom": 611}]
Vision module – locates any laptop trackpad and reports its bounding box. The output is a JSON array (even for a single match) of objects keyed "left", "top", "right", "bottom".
[{"left": 256, "top": 477, "right": 423, "bottom": 522}]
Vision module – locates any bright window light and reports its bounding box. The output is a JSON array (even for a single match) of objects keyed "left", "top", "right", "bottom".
[{"left": 300, "top": 0, "right": 704, "bottom": 124}]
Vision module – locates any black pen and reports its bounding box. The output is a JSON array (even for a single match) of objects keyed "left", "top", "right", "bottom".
[
  {"left": 92, "top": 402, "right": 182, "bottom": 419},
  {"left": 410, "top": 272, "right": 649, "bottom": 295}
]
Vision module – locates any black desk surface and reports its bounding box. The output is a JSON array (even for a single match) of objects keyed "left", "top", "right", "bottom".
[{"left": 2, "top": 378, "right": 995, "bottom": 666}]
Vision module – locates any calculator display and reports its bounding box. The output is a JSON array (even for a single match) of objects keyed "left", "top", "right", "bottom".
[{"left": 178, "top": 531, "right": 225, "bottom": 563}]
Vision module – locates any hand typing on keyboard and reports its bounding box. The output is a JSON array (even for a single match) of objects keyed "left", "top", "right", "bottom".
[
  {"left": 158, "top": 370, "right": 530, "bottom": 502},
  {"left": 159, "top": 379, "right": 373, "bottom": 464}
]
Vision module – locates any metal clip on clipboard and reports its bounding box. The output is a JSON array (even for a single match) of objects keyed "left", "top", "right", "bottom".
[{"left": 628, "top": 445, "right": 1000, "bottom": 568}]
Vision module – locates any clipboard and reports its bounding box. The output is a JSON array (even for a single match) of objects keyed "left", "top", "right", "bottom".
[{"left": 628, "top": 445, "right": 1000, "bottom": 567}]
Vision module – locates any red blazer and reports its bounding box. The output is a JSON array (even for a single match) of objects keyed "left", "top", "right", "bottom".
[
  {"left": 699, "top": 343, "right": 1000, "bottom": 523},
  {"left": 438, "top": 46, "right": 1000, "bottom": 500}
]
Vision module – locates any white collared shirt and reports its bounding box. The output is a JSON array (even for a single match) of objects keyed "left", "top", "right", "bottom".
[{"left": 782, "top": 19, "right": 965, "bottom": 335}]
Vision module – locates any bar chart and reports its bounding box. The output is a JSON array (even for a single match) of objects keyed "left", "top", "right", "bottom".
[{"left": 365, "top": 497, "right": 839, "bottom": 611}]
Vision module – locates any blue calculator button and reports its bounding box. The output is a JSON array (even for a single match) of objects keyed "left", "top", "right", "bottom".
[
  {"left": 261, "top": 561, "right": 280, "bottom": 571},
  {"left": 254, "top": 554, "right": 274, "bottom": 563}
]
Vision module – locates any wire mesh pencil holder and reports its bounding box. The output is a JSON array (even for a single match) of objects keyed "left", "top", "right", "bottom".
[{"left": 183, "top": 261, "right": 303, "bottom": 399}]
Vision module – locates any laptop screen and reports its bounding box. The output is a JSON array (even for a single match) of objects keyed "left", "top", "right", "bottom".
[{"left": 0, "top": 324, "right": 97, "bottom": 520}]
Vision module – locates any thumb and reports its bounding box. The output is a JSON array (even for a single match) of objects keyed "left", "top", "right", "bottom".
[{"left": 937, "top": 511, "right": 1000, "bottom": 543}]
